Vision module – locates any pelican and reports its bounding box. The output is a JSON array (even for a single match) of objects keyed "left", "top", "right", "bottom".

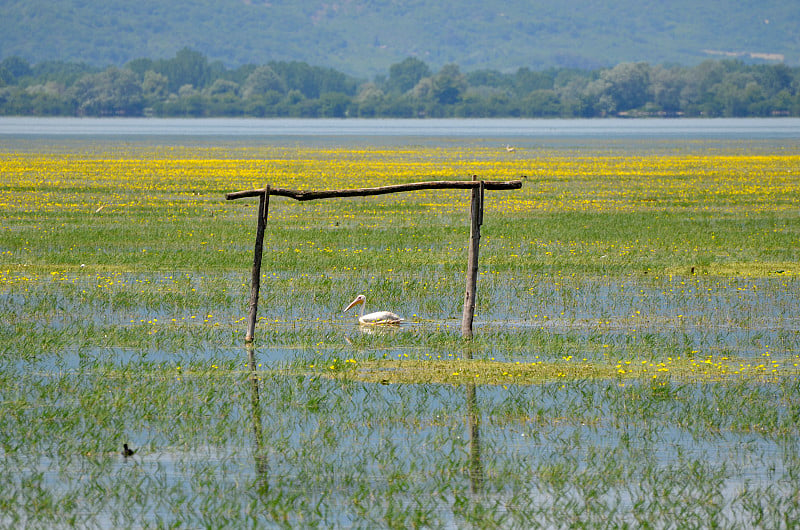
[
  {"left": 344, "top": 294, "right": 404, "bottom": 325},
  {"left": 505, "top": 144, "right": 515, "bottom": 152}
]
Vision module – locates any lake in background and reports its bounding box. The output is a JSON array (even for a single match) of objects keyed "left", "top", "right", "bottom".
[{"left": 1, "top": 117, "right": 799, "bottom": 140}]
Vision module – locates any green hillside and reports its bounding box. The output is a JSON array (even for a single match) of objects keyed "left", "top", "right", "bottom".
[{"left": 1, "top": 0, "right": 797, "bottom": 76}]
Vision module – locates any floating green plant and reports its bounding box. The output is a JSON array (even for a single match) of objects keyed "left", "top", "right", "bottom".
[{"left": 310, "top": 354, "right": 800, "bottom": 386}]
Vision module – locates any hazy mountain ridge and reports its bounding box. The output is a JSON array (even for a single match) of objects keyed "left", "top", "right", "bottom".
[{"left": 1, "top": 0, "right": 797, "bottom": 76}]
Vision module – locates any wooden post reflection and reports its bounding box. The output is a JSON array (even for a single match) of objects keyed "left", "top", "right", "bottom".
[
  {"left": 247, "top": 345, "right": 269, "bottom": 494},
  {"left": 463, "top": 343, "right": 483, "bottom": 494},
  {"left": 466, "top": 382, "right": 483, "bottom": 494}
]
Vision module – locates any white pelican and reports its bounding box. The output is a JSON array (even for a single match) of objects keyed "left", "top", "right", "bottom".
[
  {"left": 344, "top": 294, "right": 404, "bottom": 325},
  {"left": 505, "top": 144, "right": 515, "bottom": 152}
]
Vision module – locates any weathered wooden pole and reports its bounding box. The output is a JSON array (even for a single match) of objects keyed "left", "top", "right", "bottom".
[
  {"left": 461, "top": 176, "right": 484, "bottom": 338},
  {"left": 225, "top": 179, "right": 521, "bottom": 202},
  {"left": 245, "top": 186, "right": 270, "bottom": 343}
]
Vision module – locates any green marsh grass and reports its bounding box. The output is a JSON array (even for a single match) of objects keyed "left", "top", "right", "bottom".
[{"left": 1, "top": 137, "right": 799, "bottom": 526}]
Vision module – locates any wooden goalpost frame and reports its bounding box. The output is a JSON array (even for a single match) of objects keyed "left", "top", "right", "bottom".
[{"left": 225, "top": 177, "right": 522, "bottom": 342}]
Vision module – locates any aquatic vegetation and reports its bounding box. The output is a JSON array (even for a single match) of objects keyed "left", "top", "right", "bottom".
[
  {"left": 318, "top": 353, "right": 800, "bottom": 386},
  {"left": 1, "top": 137, "right": 799, "bottom": 526}
]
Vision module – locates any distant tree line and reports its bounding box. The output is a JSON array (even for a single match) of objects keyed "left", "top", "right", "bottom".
[{"left": 2, "top": 48, "right": 799, "bottom": 118}]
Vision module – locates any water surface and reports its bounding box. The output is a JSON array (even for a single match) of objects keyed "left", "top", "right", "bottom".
[{"left": 2, "top": 116, "right": 799, "bottom": 139}]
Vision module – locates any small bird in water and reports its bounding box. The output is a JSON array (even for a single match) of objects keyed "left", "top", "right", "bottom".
[{"left": 122, "top": 443, "right": 136, "bottom": 457}]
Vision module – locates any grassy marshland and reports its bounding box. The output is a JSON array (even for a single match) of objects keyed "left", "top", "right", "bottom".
[{"left": 1, "top": 137, "right": 799, "bottom": 527}]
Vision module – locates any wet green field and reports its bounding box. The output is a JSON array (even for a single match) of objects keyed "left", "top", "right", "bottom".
[{"left": 2, "top": 136, "right": 799, "bottom": 527}]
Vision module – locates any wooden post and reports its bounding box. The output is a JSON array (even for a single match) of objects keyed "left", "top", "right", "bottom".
[
  {"left": 461, "top": 176, "right": 484, "bottom": 338},
  {"left": 245, "top": 186, "right": 270, "bottom": 343}
]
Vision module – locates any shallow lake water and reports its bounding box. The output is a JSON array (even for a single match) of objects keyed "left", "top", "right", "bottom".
[
  {"left": 2, "top": 116, "right": 800, "bottom": 138},
  {"left": 2, "top": 118, "right": 799, "bottom": 526},
  {"left": 4, "top": 357, "right": 797, "bottom": 527}
]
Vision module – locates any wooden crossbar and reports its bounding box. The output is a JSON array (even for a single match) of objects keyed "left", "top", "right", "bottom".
[{"left": 226, "top": 179, "right": 522, "bottom": 202}]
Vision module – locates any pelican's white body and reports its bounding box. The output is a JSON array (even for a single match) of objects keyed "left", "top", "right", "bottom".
[{"left": 344, "top": 294, "right": 404, "bottom": 325}]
